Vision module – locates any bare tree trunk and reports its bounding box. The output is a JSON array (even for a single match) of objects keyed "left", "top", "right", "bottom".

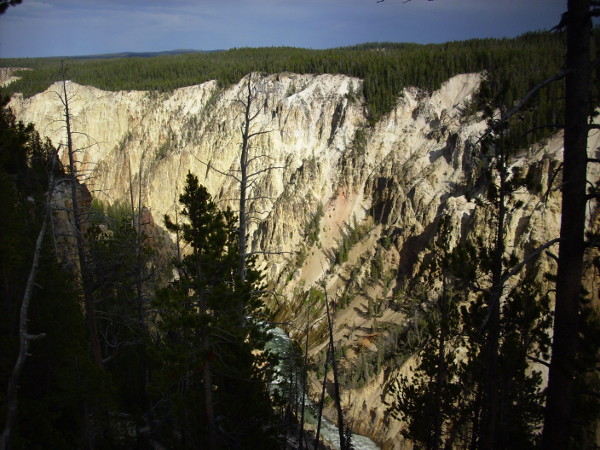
[
  {"left": 129, "top": 156, "right": 145, "bottom": 329},
  {"left": 234, "top": 74, "right": 280, "bottom": 282},
  {"left": 203, "top": 355, "right": 217, "bottom": 450},
  {"left": 478, "top": 138, "right": 507, "bottom": 450},
  {"left": 324, "top": 288, "right": 346, "bottom": 450},
  {"left": 193, "top": 73, "right": 283, "bottom": 294},
  {"left": 238, "top": 77, "right": 251, "bottom": 282},
  {"left": 136, "top": 171, "right": 144, "bottom": 326},
  {"left": 0, "top": 214, "right": 48, "bottom": 450},
  {"left": 299, "top": 315, "right": 310, "bottom": 450},
  {"left": 59, "top": 66, "right": 103, "bottom": 367},
  {"left": 315, "top": 346, "right": 330, "bottom": 450},
  {"left": 0, "top": 156, "right": 58, "bottom": 449},
  {"left": 542, "top": 1, "right": 591, "bottom": 447}
]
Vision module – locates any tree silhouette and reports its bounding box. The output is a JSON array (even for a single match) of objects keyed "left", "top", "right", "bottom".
[
  {"left": 542, "top": 1, "right": 600, "bottom": 447},
  {"left": 151, "top": 172, "right": 277, "bottom": 448},
  {"left": 0, "top": 0, "right": 22, "bottom": 15}
]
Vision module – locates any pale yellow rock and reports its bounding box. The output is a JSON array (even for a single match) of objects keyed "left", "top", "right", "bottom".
[{"left": 10, "top": 71, "right": 600, "bottom": 449}]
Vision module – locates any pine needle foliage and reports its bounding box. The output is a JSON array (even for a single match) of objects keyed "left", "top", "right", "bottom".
[
  {"left": 1, "top": 31, "right": 570, "bottom": 129},
  {"left": 150, "top": 172, "right": 277, "bottom": 449}
]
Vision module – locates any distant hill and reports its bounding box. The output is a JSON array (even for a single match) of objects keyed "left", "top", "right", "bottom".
[
  {"left": 71, "top": 49, "right": 223, "bottom": 60},
  {"left": 0, "top": 32, "right": 576, "bottom": 129}
]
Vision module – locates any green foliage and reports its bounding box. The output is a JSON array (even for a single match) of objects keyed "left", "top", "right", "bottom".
[
  {"left": 0, "top": 105, "right": 58, "bottom": 356},
  {"left": 334, "top": 216, "right": 371, "bottom": 265},
  {"left": 386, "top": 288, "right": 467, "bottom": 448},
  {"left": 450, "top": 277, "right": 552, "bottom": 449},
  {"left": 305, "top": 201, "right": 324, "bottom": 246},
  {"left": 351, "top": 128, "right": 368, "bottom": 155},
  {"left": 155, "top": 132, "right": 175, "bottom": 161},
  {"left": 85, "top": 199, "right": 160, "bottom": 418},
  {"left": 150, "top": 172, "right": 277, "bottom": 448},
  {"left": 269, "top": 332, "right": 305, "bottom": 429},
  {"left": 0, "top": 105, "right": 115, "bottom": 448},
  {"left": 1, "top": 31, "right": 571, "bottom": 128},
  {"left": 386, "top": 209, "right": 553, "bottom": 448},
  {"left": 13, "top": 254, "right": 117, "bottom": 450}
]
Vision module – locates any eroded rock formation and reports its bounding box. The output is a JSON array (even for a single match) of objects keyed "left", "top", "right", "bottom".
[{"left": 10, "top": 72, "right": 599, "bottom": 448}]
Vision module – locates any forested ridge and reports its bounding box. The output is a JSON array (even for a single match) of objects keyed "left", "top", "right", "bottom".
[
  {"left": 0, "top": 104, "right": 282, "bottom": 449},
  {"left": 1, "top": 24, "right": 600, "bottom": 449},
  {"left": 0, "top": 31, "right": 582, "bottom": 128}
]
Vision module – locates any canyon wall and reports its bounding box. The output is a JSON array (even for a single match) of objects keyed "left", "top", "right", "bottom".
[{"left": 9, "top": 72, "right": 599, "bottom": 448}]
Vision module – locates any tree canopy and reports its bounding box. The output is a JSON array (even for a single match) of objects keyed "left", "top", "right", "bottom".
[{"left": 1, "top": 31, "right": 570, "bottom": 130}]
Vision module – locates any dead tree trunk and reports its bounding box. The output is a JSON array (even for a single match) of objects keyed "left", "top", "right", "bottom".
[
  {"left": 58, "top": 64, "right": 103, "bottom": 367},
  {"left": 0, "top": 157, "right": 57, "bottom": 450},
  {"left": 542, "top": 1, "right": 591, "bottom": 447},
  {"left": 127, "top": 155, "right": 146, "bottom": 329},
  {"left": 238, "top": 79, "right": 251, "bottom": 282},
  {"left": 0, "top": 217, "right": 47, "bottom": 450},
  {"left": 478, "top": 132, "right": 507, "bottom": 450},
  {"left": 194, "top": 74, "right": 283, "bottom": 285},
  {"left": 315, "top": 344, "right": 331, "bottom": 449},
  {"left": 324, "top": 287, "right": 347, "bottom": 450}
]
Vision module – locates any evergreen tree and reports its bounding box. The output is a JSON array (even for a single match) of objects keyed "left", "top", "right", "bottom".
[
  {"left": 387, "top": 71, "right": 558, "bottom": 447},
  {"left": 150, "top": 172, "right": 276, "bottom": 449},
  {"left": 542, "top": 1, "right": 600, "bottom": 446},
  {"left": 387, "top": 218, "right": 471, "bottom": 449},
  {"left": 85, "top": 201, "right": 155, "bottom": 422},
  {"left": 0, "top": 106, "right": 113, "bottom": 449}
]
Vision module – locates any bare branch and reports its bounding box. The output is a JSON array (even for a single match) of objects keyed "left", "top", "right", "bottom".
[
  {"left": 546, "top": 250, "right": 559, "bottom": 263},
  {"left": 477, "top": 70, "right": 567, "bottom": 143},
  {"left": 247, "top": 195, "right": 277, "bottom": 201},
  {"left": 192, "top": 154, "right": 241, "bottom": 183},
  {"left": 245, "top": 250, "right": 294, "bottom": 256},
  {"left": 1, "top": 154, "right": 57, "bottom": 448},
  {"left": 527, "top": 355, "right": 551, "bottom": 368},
  {"left": 247, "top": 153, "right": 277, "bottom": 165},
  {"left": 501, "top": 238, "right": 560, "bottom": 282},
  {"left": 247, "top": 165, "right": 287, "bottom": 180},
  {"left": 248, "top": 129, "right": 272, "bottom": 140},
  {"left": 506, "top": 71, "right": 566, "bottom": 120},
  {"left": 25, "top": 333, "right": 47, "bottom": 341}
]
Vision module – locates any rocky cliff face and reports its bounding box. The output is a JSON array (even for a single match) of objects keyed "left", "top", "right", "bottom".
[{"left": 9, "top": 72, "right": 599, "bottom": 448}]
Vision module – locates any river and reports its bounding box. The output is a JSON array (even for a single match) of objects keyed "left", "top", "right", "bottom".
[{"left": 266, "top": 328, "right": 380, "bottom": 450}]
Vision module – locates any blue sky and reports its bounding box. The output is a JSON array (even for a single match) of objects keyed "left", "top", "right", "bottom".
[{"left": 0, "top": 0, "right": 567, "bottom": 58}]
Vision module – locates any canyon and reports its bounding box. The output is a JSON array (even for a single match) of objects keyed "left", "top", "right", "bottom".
[{"left": 9, "top": 71, "right": 599, "bottom": 448}]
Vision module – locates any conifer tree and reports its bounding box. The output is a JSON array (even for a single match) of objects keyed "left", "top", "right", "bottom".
[
  {"left": 542, "top": 1, "right": 599, "bottom": 446},
  {"left": 0, "top": 106, "right": 112, "bottom": 449},
  {"left": 386, "top": 217, "right": 469, "bottom": 449},
  {"left": 151, "top": 172, "right": 276, "bottom": 449},
  {"left": 387, "top": 74, "right": 558, "bottom": 447},
  {"left": 56, "top": 62, "right": 103, "bottom": 367}
]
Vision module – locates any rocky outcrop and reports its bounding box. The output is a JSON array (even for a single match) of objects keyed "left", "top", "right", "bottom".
[
  {"left": 9, "top": 72, "right": 599, "bottom": 448},
  {"left": 0, "top": 67, "right": 29, "bottom": 87}
]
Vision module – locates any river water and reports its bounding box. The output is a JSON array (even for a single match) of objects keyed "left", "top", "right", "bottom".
[{"left": 266, "top": 328, "right": 380, "bottom": 450}]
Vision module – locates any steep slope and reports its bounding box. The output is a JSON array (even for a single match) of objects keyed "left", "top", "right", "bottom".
[{"left": 9, "top": 72, "right": 599, "bottom": 448}]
